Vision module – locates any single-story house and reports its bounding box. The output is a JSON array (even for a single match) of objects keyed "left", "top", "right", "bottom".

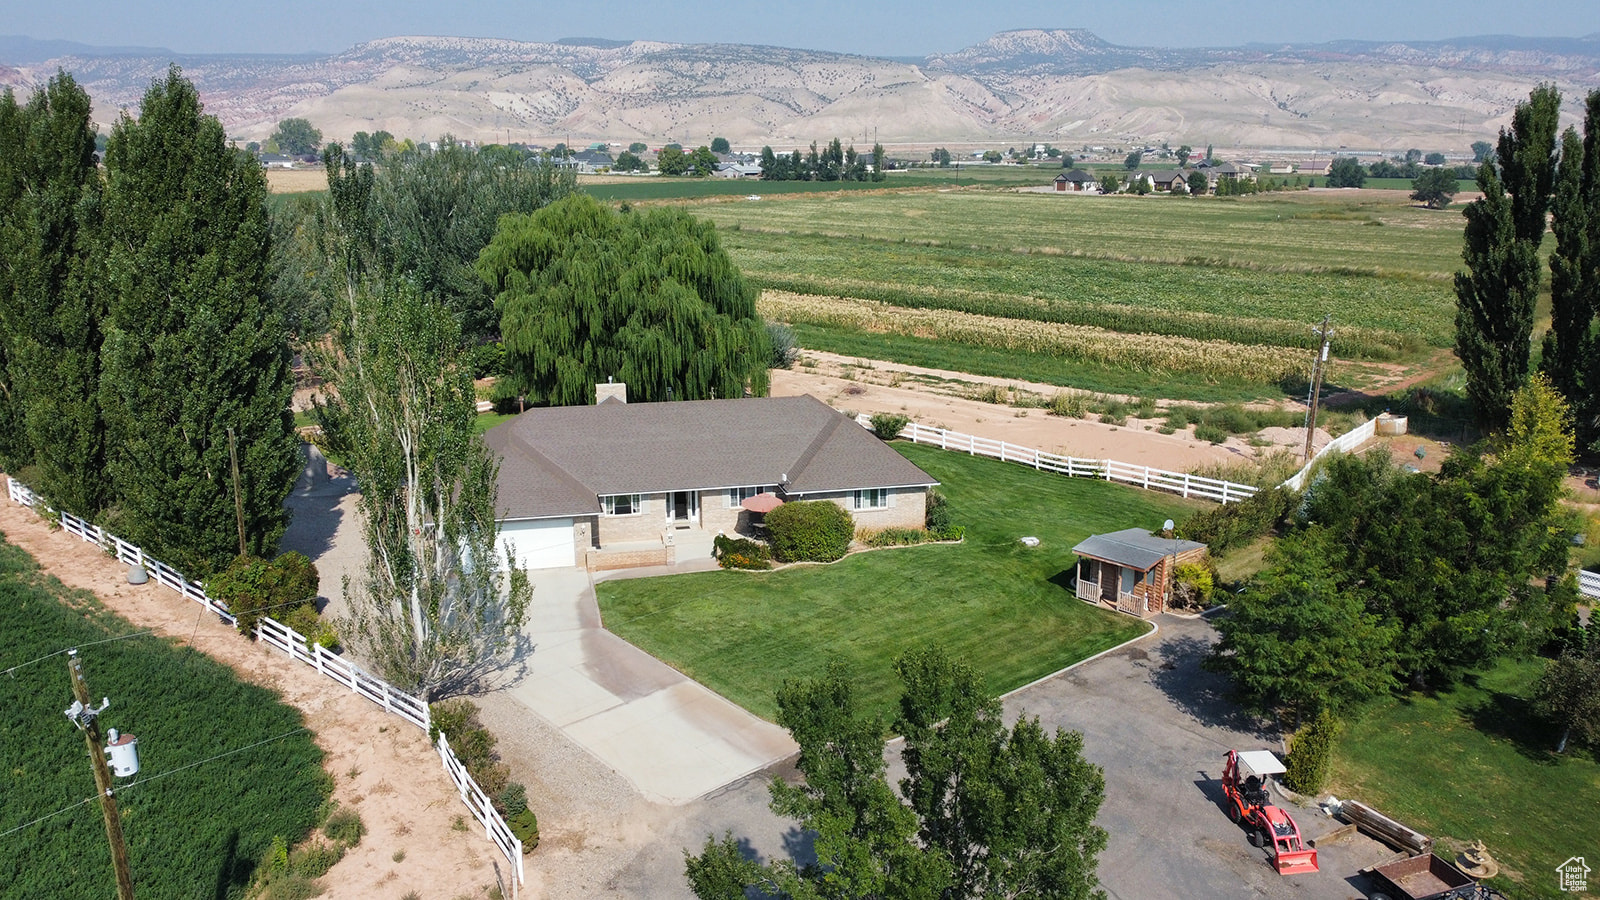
[
  {"left": 1145, "top": 170, "right": 1189, "bottom": 192},
  {"left": 1072, "top": 528, "right": 1207, "bottom": 618},
  {"left": 1054, "top": 169, "right": 1097, "bottom": 191},
  {"left": 483, "top": 387, "right": 939, "bottom": 571},
  {"left": 716, "top": 162, "right": 764, "bottom": 178}
]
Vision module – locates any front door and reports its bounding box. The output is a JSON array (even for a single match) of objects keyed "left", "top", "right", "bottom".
[
  {"left": 669, "top": 491, "right": 697, "bottom": 525},
  {"left": 1099, "top": 564, "right": 1118, "bottom": 604}
]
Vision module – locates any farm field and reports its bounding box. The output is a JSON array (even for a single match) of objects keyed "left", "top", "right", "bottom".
[
  {"left": 692, "top": 189, "right": 1467, "bottom": 401},
  {"left": 596, "top": 442, "right": 1201, "bottom": 722},
  {"left": 1329, "top": 657, "right": 1599, "bottom": 900},
  {"left": 0, "top": 532, "right": 328, "bottom": 900}
]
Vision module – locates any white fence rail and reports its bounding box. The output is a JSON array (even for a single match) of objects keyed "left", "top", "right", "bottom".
[
  {"left": 862, "top": 417, "right": 1260, "bottom": 504},
  {"left": 1581, "top": 570, "right": 1600, "bottom": 601},
  {"left": 4, "top": 475, "right": 521, "bottom": 890},
  {"left": 438, "top": 733, "right": 526, "bottom": 888},
  {"left": 1281, "top": 418, "right": 1379, "bottom": 491}
]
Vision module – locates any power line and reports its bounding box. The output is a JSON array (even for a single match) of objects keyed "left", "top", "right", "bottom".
[
  {"left": 3, "top": 630, "right": 157, "bottom": 678},
  {"left": 1, "top": 726, "right": 312, "bottom": 842}
]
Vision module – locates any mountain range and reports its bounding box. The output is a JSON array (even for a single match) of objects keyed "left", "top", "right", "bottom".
[{"left": 3, "top": 30, "right": 1598, "bottom": 153}]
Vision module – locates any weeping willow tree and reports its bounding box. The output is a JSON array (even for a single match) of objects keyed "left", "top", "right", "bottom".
[{"left": 477, "top": 193, "right": 771, "bottom": 406}]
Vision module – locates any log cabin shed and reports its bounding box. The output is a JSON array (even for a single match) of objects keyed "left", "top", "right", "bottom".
[{"left": 1072, "top": 528, "right": 1207, "bottom": 618}]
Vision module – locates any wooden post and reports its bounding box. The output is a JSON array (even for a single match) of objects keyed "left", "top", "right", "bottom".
[
  {"left": 1303, "top": 315, "right": 1333, "bottom": 461},
  {"left": 67, "top": 650, "right": 135, "bottom": 900},
  {"left": 227, "top": 427, "right": 247, "bottom": 558}
]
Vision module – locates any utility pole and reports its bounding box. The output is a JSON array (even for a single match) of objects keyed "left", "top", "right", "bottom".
[
  {"left": 1303, "top": 315, "right": 1334, "bottom": 461},
  {"left": 227, "top": 426, "right": 247, "bottom": 557},
  {"left": 66, "top": 650, "right": 135, "bottom": 900}
]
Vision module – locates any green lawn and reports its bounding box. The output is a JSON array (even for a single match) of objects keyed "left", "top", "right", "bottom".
[
  {"left": 596, "top": 442, "right": 1205, "bottom": 722},
  {"left": 1329, "top": 658, "right": 1599, "bottom": 900}
]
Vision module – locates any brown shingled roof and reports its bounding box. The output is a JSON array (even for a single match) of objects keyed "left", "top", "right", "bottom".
[{"left": 484, "top": 394, "right": 938, "bottom": 520}]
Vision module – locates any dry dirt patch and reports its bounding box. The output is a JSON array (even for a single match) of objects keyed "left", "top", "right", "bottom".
[
  {"left": 0, "top": 493, "right": 503, "bottom": 900},
  {"left": 266, "top": 168, "right": 329, "bottom": 194}
]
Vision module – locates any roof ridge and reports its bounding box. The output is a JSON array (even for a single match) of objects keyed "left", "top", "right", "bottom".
[
  {"left": 504, "top": 428, "right": 598, "bottom": 502},
  {"left": 785, "top": 409, "right": 847, "bottom": 488}
]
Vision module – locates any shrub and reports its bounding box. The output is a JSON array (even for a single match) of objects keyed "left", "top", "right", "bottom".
[
  {"left": 428, "top": 699, "right": 510, "bottom": 803},
  {"left": 1170, "top": 562, "right": 1216, "bottom": 610},
  {"left": 509, "top": 808, "right": 540, "bottom": 851},
  {"left": 766, "top": 500, "right": 854, "bottom": 563},
  {"left": 207, "top": 551, "right": 321, "bottom": 637},
  {"left": 281, "top": 603, "right": 340, "bottom": 652},
  {"left": 858, "top": 527, "right": 931, "bottom": 547},
  {"left": 870, "top": 412, "right": 910, "bottom": 440},
  {"left": 924, "top": 487, "right": 950, "bottom": 531},
  {"left": 1283, "top": 709, "right": 1340, "bottom": 794},
  {"left": 498, "top": 782, "right": 529, "bottom": 816},
  {"left": 258, "top": 873, "right": 323, "bottom": 900},
  {"left": 1047, "top": 391, "right": 1087, "bottom": 418},
  {"left": 767, "top": 322, "right": 798, "bottom": 369},
  {"left": 713, "top": 535, "right": 772, "bottom": 570},
  {"left": 323, "top": 808, "right": 366, "bottom": 847},
  {"left": 288, "top": 839, "right": 345, "bottom": 878},
  {"left": 1194, "top": 423, "right": 1228, "bottom": 444},
  {"left": 1176, "top": 486, "right": 1296, "bottom": 555}
]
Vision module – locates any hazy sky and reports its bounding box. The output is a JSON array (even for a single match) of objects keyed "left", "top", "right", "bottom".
[{"left": 9, "top": 0, "right": 1599, "bottom": 57}]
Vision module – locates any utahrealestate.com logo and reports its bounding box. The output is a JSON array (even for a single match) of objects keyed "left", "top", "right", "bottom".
[{"left": 1557, "top": 856, "right": 1590, "bottom": 893}]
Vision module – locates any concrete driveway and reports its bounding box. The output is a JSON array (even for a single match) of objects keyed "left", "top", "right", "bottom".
[
  {"left": 582, "top": 615, "right": 1393, "bottom": 900},
  {"left": 1002, "top": 614, "right": 1391, "bottom": 900},
  {"left": 501, "top": 565, "right": 797, "bottom": 805}
]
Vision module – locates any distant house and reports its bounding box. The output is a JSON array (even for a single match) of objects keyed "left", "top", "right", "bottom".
[
  {"left": 1267, "top": 161, "right": 1295, "bottom": 175},
  {"left": 258, "top": 153, "right": 296, "bottom": 169},
  {"left": 1072, "top": 528, "right": 1207, "bottom": 618},
  {"left": 1145, "top": 170, "right": 1189, "bottom": 192},
  {"left": 715, "top": 162, "right": 764, "bottom": 178},
  {"left": 1055, "top": 169, "right": 1097, "bottom": 191},
  {"left": 1300, "top": 159, "right": 1333, "bottom": 176},
  {"left": 570, "top": 149, "right": 614, "bottom": 174},
  {"left": 1209, "top": 161, "right": 1256, "bottom": 182}
]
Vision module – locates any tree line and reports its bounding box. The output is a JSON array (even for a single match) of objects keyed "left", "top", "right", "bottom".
[
  {"left": 759, "top": 139, "right": 887, "bottom": 182},
  {"left": 0, "top": 68, "right": 298, "bottom": 577}
]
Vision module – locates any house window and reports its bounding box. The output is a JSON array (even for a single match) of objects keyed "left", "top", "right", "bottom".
[
  {"left": 853, "top": 489, "right": 888, "bottom": 510},
  {"left": 1121, "top": 567, "right": 1142, "bottom": 595},
  {"left": 728, "top": 486, "right": 778, "bottom": 507},
  {"left": 602, "top": 494, "right": 641, "bottom": 516}
]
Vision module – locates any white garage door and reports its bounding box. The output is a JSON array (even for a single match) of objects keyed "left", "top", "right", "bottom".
[{"left": 498, "top": 518, "right": 576, "bottom": 570}]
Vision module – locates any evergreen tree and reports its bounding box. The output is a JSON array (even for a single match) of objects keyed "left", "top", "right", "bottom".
[
  {"left": 0, "top": 73, "right": 107, "bottom": 516},
  {"left": 478, "top": 194, "right": 771, "bottom": 406},
  {"left": 1455, "top": 84, "right": 1561, "bottom": 428},
  {"left": 1542, "top": 91, "right": 1600, "bottom": 446},
  {"left": 99, "top": 66, "right": 299, "bottom": 576}
]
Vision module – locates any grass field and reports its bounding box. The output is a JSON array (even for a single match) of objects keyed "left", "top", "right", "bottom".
[
  {"left": 690, "top": 189, "right": 1466, "bottom": 400},
  {"left": 0, "top": 532, "right": 328, "bottom": 899},
  {"left": 1329, "top": 658, "right": 1598, "bottom": 900},
  {"left": 595, "top": 442, "right": 1201, "bottom": 722}
]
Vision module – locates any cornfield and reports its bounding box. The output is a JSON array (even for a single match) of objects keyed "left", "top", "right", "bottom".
[{"left": 761, "top": 291, "right": 1309, "bottom": 383}]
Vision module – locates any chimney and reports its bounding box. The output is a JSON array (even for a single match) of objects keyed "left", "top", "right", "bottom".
[{"left": 596, "top": 380, "right": 628, "bottom": 405}]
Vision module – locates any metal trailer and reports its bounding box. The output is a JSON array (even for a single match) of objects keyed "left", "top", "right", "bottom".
[{"left": 1365, "top": 854, "right": 1507, "bottom": 900}]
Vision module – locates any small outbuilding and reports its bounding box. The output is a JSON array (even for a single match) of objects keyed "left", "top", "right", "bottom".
[{"left": 1072, "top": 528, "right": 1207, "bottom": 618}]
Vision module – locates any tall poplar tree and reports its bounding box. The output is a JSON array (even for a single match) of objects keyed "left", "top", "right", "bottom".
[
  {"left": 479, "top": 193, "right": 771, "bottom": 406},
  {"left": 0, "top": 74, "right": 109, "bottom": 514},
  {"left": 1542, "top": 90, "right": 1600, "bottom": 447},
  {"left": 99, "top": 66, "right": 299, "bottom": 575},
  {"left": 1455, "top": 84, "right": 1561, "bottom": 428}
]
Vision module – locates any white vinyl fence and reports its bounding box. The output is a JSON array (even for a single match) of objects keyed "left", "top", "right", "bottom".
[
  {"left": 860, "top": 416, "right": 1260, "bottom": 504},
  {"left": 1582, "top": 570, "right": 1600, "bottom": 602},
  {"left": 4, "top": 476, "right": 524, "bottom": 893},
  {"left": 1280, "top": 418, "right": 1379, "bottom": 491}
]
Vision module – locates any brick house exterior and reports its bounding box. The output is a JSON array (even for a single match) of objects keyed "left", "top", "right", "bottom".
[
  {"left": 483, "top": 390, "right": 937, "bottom": 571},
  {"left": 1072, "top": 528, "right": 1208, "bottom": 618}
]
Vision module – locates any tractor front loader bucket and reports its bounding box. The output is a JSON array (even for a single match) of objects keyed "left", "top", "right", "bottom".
[{"left": 1273, "top": 848, "right": 1319, "bottom": 875}]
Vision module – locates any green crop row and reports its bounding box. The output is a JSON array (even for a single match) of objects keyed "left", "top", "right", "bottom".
[
  {"left": 0, "top": 534, "right": 328, "bottom": 900},
  {"left": 762, "top": 291, "right": 1307, "bottom": 383},
  {"left": 723, "top": 229, "right": 1457, "bottom": 352},
  {"left": 753, "top": 274, "right": 1419, "bottom": 360}
]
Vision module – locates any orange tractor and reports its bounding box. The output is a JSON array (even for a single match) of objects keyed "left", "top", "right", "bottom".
[{"left": 1221, "top": 749, "right": 1320, "bottom": 875}]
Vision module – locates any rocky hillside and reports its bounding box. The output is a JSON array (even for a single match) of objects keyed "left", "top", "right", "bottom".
[{"left": 3, "top": 30, "right": 1597, "bottom": 152}]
